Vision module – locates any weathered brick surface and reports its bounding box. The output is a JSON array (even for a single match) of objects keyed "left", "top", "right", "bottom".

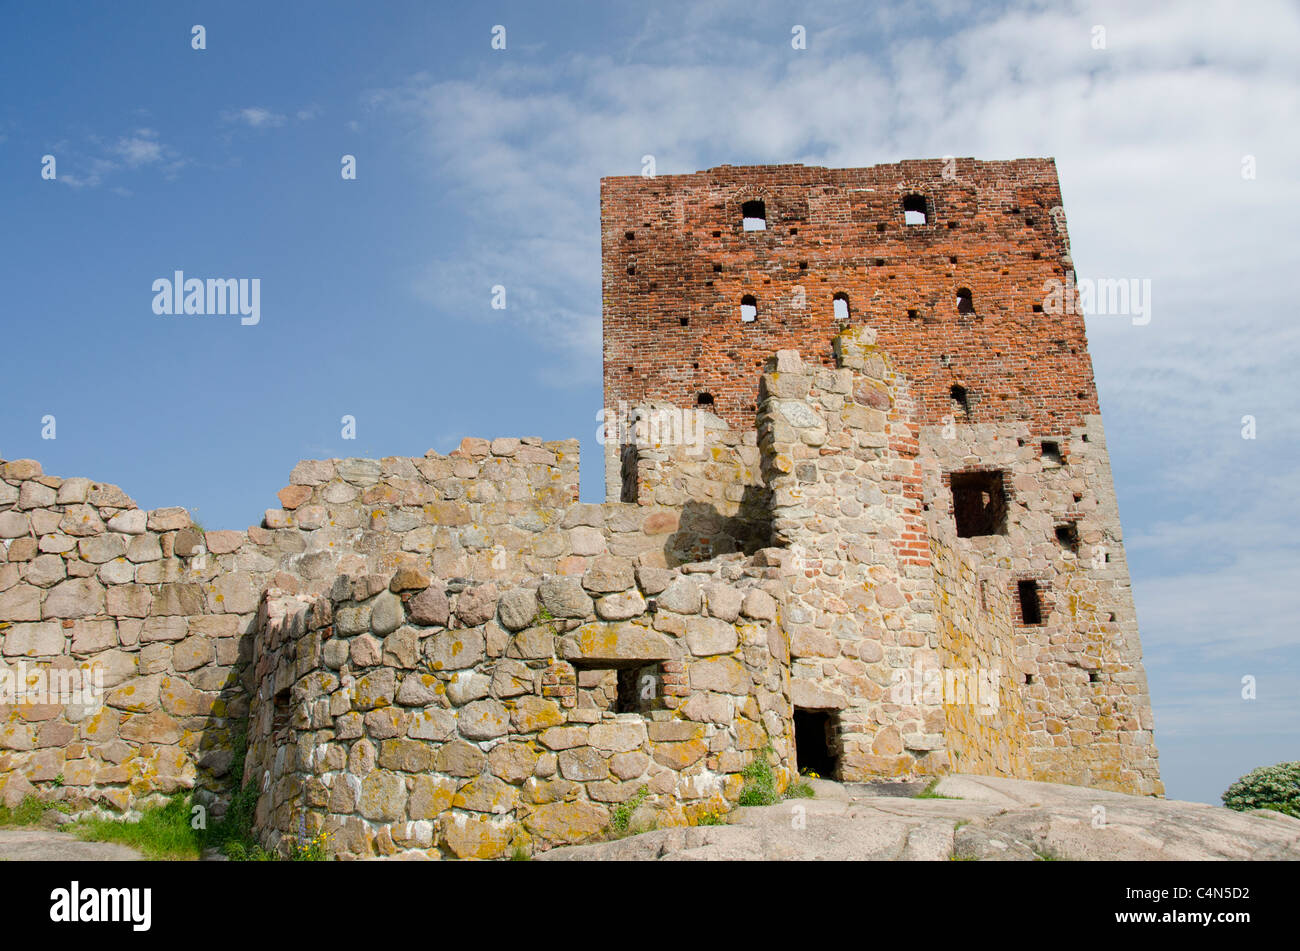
[{"left": 601, "top": 159, "right": 1094, "bottom": 496}]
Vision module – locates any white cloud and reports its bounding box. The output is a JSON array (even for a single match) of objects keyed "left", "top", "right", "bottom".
[
  {"left": 224, "top": 107, "right": 288, "bottom": 128},
  {"left": 111, "top": 129, "right": 163, "bottom": 166},
  {"left": 57, "top": 127, "right": 182, "bottom": 188}
]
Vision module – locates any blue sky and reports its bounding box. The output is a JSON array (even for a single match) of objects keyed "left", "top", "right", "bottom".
[{"left": 1, "top": 0, "right": 1296, "bottom": 805}]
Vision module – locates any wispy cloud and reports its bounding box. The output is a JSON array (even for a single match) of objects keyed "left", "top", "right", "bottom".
[
  {"left": 223, "top": 106, "right": 288, "bottom": 128},
  {"left": 56, "top": 127, "right": 183, "bottom": 188}
]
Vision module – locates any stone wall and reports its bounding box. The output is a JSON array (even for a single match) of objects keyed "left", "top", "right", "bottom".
[
  {"left": 0, "top": 459, "right": 258, "bottom": 815},
  {"left": 613, "top": 402, "right": 771, "bottom": 559},
  {"left": 757, "top": 334, "right": 944, "bottom": 780},
  {"left": 244, "top": 561, "right": 791, "bottom": 858},
  {"left": 932, "top": 535, "right": 1032, "bottom": 779},
  {"left": 0, "top": 440, "right": 706, "bottom": 818},
  {"left": 919, "top": 415, "right": 1162, "bottom": 794}
]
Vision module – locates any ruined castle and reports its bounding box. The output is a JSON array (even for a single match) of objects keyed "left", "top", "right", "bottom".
[{"left": 0, "top": 159, "right": 1161, "bottom": 859}]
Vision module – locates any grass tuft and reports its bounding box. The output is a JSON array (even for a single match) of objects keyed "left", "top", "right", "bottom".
[
  {"left": 0, "top": 795, "right": 48, "bottom": 827},
  {"left": 915, "top": 778, "right": 961, "bottom": 800}
]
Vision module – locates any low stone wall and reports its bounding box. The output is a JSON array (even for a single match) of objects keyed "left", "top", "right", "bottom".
[
  {"left": 0, "top": 440, "right": 723, "bottom": 818},
  {"left": 244, "top": 559, "right": 792, "bottom": 859},
  {"left": 0, "top": 459, "right": 258, "bottom": 815}
]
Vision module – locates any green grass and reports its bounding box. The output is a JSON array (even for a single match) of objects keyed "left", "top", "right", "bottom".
[
  {"left": 738, "top": 751, "right": 779, "bottom": 806},
  {"left": 606, "top": 787, "right": 651, "bottom": 838},
  {"left": 0, "top": 795, "right": 48, "bottom": 827},
  {"left": 915, "top": 778, "right": 961, "bottom": 800},
  {"left": 784, "top": 779, "right": 816, "bottom": 800},
  {"left": 738, "top": 746, "right": 817, "bottom": 806},
  {"left": 72, "top": 795, "right": 203, "bottom": 861},
  {"left": 70, "top": 728, "right": 326, "bottom": 861}
]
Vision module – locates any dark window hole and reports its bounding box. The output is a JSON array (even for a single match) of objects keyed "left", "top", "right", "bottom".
[
  {"left": 1017, "top": 580, "right": 1043, "bottom": 625},
  {"left": 950, "top": 470, "right": 1008, "bottom": 537}
]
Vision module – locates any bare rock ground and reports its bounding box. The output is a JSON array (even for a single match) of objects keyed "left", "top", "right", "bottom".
[
  {"left": 538, "top": 774, "right": 1300, "bottom": 861},
  {"left": 0, "top": 829, "right": 143, "bottom": 861}
]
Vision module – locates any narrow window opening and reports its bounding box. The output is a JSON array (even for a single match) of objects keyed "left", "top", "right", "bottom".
[
  {"left": 832, "top": 293, "right": 850, "bottom": 323},
  {"left": 951, "top": 385, "right": 970, "bottom": 418},
  {"left": 625, "top": 231, "right": 635, "bottom": 240},
  {"left": 1054, "top": 522, "right": 1079, "bottom": 552},
  {"left": 1025, "top": 674, "right": 1036, "bottom": 686},
  {"left": 956, "top": 287, "right": 975, "bottom": 315},
  {"left": 1032, "top": 303, "right": 1044, "bottom": 313},
  {"left": 272, "top": 688, "right": 292, "bottom": 741},
  {"left": 1017, "top": 580, "right": 1044, "bottom": 625},
  {"left": 907, "top": 308, "right": 920, "bottom": 320},
  {"left": 713, "top": 263, "right": 723, "bottom": 272},
  {"left": 741, "top": 199, "right": 767, "bottom": 231},
  {"left": 679, "top": 317, "right": 689, "bottom": 327},
  {"left": 696, "top": 392, "right": 714, "bottom": 407},
  {"left": 794, "top": 709, "right": 839, "bottom": 779},
  {"left": 903, "top": 194, "right": 928, "bottom": 225},
  {"left": 627, "top": 266, "right": 635, "bottom": 275},
  {"left": 1088, "top": 671, "right": 1101, "bottom": 684},
  {"left": 1041, "top": 440, "right": 1063, "bottom": 465},
  {"left": 798, "top": 261, "right": 808, "bottom": 270},
  {"left": 950, "top": 470, "right": 1008, "bottom": 537},
  {"left": 615, "top": 666, "right": 658, "bottom": 714},
  {"left": 740, "top": 294, "right": 757, "bottom": 323},
  {"left": 620, "top": 442, "right": 638, "bottom": 502}
]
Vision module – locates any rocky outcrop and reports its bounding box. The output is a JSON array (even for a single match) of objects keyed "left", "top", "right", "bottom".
[{"left": 538, "top": 775, "right": 1300, "bottom": 861}]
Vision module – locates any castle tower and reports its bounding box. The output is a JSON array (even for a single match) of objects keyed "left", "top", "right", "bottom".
[{"left": 601, "top": 160, "right": 1161, "bottom": 794}]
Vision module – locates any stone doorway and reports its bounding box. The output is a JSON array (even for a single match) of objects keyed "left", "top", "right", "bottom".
[{"left": 794, "top": 708, "right": 839, "bottom": 779}]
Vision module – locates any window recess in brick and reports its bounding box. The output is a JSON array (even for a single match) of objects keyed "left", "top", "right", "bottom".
[{"left": 1015, "top": 579, "right": 1049, "bottom": 625}]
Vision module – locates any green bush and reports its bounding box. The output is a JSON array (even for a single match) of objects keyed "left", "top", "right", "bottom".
[
  {"left": 607, "top": 787, "right": 650, "bottom": 837},
  {"left": 738, "top": 748, "right": 779, "bottom": 806},
  {"left": 1222, "top": 761, "right": 1300, "bottom": 818}
]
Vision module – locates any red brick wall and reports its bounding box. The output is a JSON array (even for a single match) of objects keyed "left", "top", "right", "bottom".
[{"left": 602, "top": 159, "right": 1096, "bottom": 436}]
